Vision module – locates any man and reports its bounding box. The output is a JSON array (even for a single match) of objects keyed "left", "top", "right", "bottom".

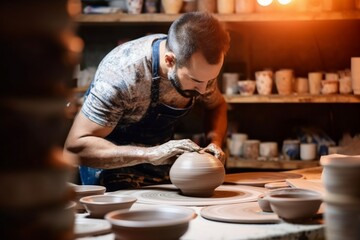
[{"left": 64, "top": 12, "right": 230, "bottom": 191}]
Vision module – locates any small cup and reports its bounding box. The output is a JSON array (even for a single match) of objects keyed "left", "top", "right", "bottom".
[
  {"left": 243, "top": 140, "right": 260, "bottom": 160},
  {"left": 282, "top": 140, "right": 300, "bottom": 160},
  {"left": 222, "top": 73, "right": 239, "bottom": 95},
  {"left": 321, "top": 80, "right": 339, "bottom": 94},
  {"left": 308, "top": 72, "right": 323, "bottom": 95},
  {"left": 339, "top": 76, "right": 352, "bottom": 94},
  {"left": 126, "top": 0, "right": 144, "bottom": 14},
  {"left": 259, "top": 142, "right": 278, "bottom": 158},
  {"left": 255, "top": 70, "right": 273, "bottom": 95},
  {"left": 230, "top": 133, "right": 248, "bottom": 157},
  {"left": 145, "top": 0, "right": 158, "bottom": 13},
  {"left": 294, "top": 77, "right": 309, "bottom": 94},
  {"left": 238, "top": 80, "right": 256, "bottom": 96},
  {"left": 275, "top": 69, "right": 294, "bottom": 95},
  {"left": 300, "top": 143, "right": 317, "bottom": 161},
  {"left": 217, "top": 0, "right": 235, "bottom": 13}
]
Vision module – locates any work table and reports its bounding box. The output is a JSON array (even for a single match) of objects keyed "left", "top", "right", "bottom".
[{"left": 76, "top": 167, "right": 324, "bottom": 240}]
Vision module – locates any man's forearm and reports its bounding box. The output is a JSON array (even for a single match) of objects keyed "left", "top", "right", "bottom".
[{"left": 64, "top": 136, "right": 150, "bottom": 169}]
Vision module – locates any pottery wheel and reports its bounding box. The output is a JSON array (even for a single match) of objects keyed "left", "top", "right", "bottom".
[
  {"left": 110, "top": 184, "right": 267, "bottom": 206},
  {"left": 224, "top": 172, "right": 303, "bottom": 186},
  {"left": 200, "top": 202, "right": 280, "bottom": 224}
]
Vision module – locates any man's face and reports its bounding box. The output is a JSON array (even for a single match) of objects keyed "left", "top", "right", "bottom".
[
  {"left": 168, "top": 65, "right": 201, "bottom": 98},
  {"left": 169, "top": 51, "right": 224, "bottom": 98}
]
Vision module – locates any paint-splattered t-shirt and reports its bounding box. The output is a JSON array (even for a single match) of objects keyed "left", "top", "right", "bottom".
[{"left": 81, "top": 34, "right": 223, "bottom": 128}]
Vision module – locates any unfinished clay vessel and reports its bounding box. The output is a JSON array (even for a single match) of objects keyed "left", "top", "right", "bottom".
[{"left": 170, "top": 152, "right": 225, "bottom": 197}]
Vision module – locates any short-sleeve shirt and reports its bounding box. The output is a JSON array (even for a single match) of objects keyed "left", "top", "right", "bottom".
[{"left": 81, "top": 34, "right": 223, "bottom": 130}]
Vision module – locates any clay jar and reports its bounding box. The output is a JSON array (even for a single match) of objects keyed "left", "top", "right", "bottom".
[
  {"left": 161, "top": 0, "right": 183, "bottom": 14},
  {"left": 170, "top": 152, "right": 225, "bottom": 197}
]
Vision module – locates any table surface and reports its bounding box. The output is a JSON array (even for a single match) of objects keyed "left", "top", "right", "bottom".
[{"left": 76, "top": 167, "right": 325, "bottom": 240}]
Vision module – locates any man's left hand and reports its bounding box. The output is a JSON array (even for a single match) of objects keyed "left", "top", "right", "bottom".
[{"left": 202, "top": 143, "right": 225, "bottom": 165}]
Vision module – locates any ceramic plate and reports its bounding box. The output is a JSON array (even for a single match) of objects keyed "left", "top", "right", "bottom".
[
  {"left": 74, "top": 218, "right": 112, "bottom": 238},
  {"left": 200, "top": 202, "right": 280, "bottom": 223},
  {"left": 109, "top": 184, "right": 267, "bottom": 206},
  {"left": 224, "top": 172, "right": 303, "bottom": 186}
]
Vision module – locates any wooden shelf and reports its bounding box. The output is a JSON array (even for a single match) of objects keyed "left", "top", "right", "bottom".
[
  {"left": 75, "top": 11, "right": 360, "bottom": 24},
  {"left": 224, "top": 94, "right": 360, "bottom": 103},
  {"left": 226, "top": 158, "right": 320, "bottom": 170}
]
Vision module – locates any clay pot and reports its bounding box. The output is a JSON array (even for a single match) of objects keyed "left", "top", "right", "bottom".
[
  {"left": 170, "top": 152, "right": 225, "bottom": 197},
  {"left": 161, "top": 0, "right": 183, "bottom": 14}
]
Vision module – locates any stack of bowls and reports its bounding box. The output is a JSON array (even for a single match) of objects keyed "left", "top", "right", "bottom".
[{"left": 320, "top": 154, "right": 360, "bottom": 240}]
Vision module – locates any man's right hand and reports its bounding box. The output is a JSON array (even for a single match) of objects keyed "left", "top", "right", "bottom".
[{"left": 148, "top": 139, "right": 201, "bottom": 165}]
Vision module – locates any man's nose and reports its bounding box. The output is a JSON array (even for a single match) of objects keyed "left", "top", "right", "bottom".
[{"left": 197, "top": 82, "right": 208, "bottom": 94}]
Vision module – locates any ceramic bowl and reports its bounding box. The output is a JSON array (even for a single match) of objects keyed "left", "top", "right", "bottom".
[
  {"left": 105, "top": 206, "right": 195, "bottom": 240},
  {"left": 80, "top": 195, "right": 137, "bottom": 218},
  {"left": 238, "top": 80, "right": 256, "bottom": 96},
  {"left": 257, "top": 194, "right": 272, "bottom": 212},
  {"left": 71, "top": 184, "right": 106, "bottom": 211},
  {"left": 267, "top": 188, "right": 322, "bottom": 222},
  {"left": 169, "top": 152, "right": 225, "bottom": 197}
]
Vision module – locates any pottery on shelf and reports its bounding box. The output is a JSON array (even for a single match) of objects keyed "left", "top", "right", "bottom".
[
  {"left": 161, "top": 0, "right": 183, "bottom": 14},
  {"left": 170, "top": 152, "right": 225, "bottom": 197}
]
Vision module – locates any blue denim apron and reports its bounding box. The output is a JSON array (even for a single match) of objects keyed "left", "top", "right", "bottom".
[{"left": 79, "top": 37, "right": 194, "bottom": 191}]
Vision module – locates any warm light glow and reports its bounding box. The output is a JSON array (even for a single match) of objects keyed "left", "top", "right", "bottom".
[
  {"left": 257, "top": 0, "right": 273, "bottom": 6},
  {"left": 278, "top": 0, "right": 292, "bottom": 5}
]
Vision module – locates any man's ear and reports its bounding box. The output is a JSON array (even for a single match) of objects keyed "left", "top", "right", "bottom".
[{"left": 164, "top": 52, "right": 176, "bottom": 68}]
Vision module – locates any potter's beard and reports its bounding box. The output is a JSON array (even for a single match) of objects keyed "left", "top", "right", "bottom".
[{"left": 168, "top": 68, "right": 200, "bottom": 98}]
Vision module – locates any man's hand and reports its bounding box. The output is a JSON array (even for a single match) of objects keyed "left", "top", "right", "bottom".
[
  {"left": 202, "top": 143, "right": 225, "bottom": 165},
  {"left": 148, "top": 139, "right": 201, "bottom": 165}
]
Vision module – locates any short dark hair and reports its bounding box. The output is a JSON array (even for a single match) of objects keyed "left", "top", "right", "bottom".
[{"left": 166, "top": 12, "right": 230, "bottom": 68}]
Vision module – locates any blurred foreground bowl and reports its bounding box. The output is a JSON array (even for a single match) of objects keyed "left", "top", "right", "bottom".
[{"left": 105, "top": 206, "right": 195, "bottom": 240}]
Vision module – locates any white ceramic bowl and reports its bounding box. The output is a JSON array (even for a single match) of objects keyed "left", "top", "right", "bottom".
[
  {"left": 267, "top": 188, "right": 322, "bottom": 222},
  {"left": 80, "top": 195, "right": 137, "bottom": 218},
  {"left": 105, "top": 206, "right": 195, "bottom": 240},
  {"left": 238, "top": 80, "right": 256, "bottom": 96}
]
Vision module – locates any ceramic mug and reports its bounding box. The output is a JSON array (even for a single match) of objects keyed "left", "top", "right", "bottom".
[
  {"left": 294, "top": 77, "right": 309, "bottom": 94},
  {"left": 275, "top": 69, "right": 294, "bottom": 95},
  {"left": 127, "top": 0, "right": 143, "bottom": 14},
  {"left": 229, "top": 133, "right": 248, "bottom": 157},
  {"left": 260, "top": 142, "right": 278, "bottom": 158},
  {"left": 243, "top": 140, "right": 260, "bottom": 160},
  {"left": 308, "top": 72, "right": 322, "bottom": 95},
  {"left": 339, "top": 76, "right": 352, "bottom": 94},
  {"left": 255, "top": 70, "right": 273, "bottom": 95},
  {"left": 282, "top": 140, "right": 300, "bottom": 160},
  {"left": 222, "top": 73, "right": 239, "bottom": 95},
  {"left": 300, "top": 143, "right": 317, "bottom": 161}
]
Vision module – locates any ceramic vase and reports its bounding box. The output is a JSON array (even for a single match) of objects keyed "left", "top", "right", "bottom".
[
  {"left": 255, "top": 70, "right": 273, "bottom": 95},
  {"left": 161, "top": 0, "right": 183, "bottom": 14},
  {"left": 169, "top": 152, "right": 225, "bottom": 197}
]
